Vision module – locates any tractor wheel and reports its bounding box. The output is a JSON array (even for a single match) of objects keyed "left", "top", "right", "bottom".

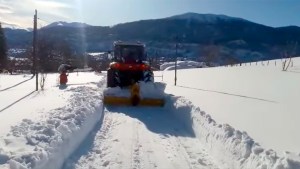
[
  {"left": 107, "top": 69, "right": 116, "bottom": 87},
  {"left": 107, "top": 69, "right": 121, "bottom": 87},
  {"left": 143, "top": 70, "right": 154, "bottom": 83}
]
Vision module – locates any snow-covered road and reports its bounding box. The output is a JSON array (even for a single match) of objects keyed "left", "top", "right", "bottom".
[{"left": 65, "top": 106, "right": 219, "bottom": 169}]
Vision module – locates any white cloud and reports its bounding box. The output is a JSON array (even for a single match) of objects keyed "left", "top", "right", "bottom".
[
  {"left": 1, "top": 12, "right": 33, "bottom": 29},
  {"left": 35, "top": 0, "right": 71, "bottom": 8},
  {"left": 0, "top": 5, "right": 13, "bottom": 14},
  {"left": 0, "top": 0, "right": 76, "bottom": 28}
]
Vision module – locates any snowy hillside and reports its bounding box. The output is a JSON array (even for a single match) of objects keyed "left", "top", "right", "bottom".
[
  {"left": 0, "top": 58, "right": 300, "bottom": 169},
  {"left": 44, "top": 22, "right": 91, "bottom": 28},
  {"left": 2, "top": 23, "right": 31, "bottom": 31},
  {"left": 168, "top": 12, "right": 246, "bottom": 23}
]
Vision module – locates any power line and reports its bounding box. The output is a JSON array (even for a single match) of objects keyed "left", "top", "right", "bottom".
[
  {"left": 37, "top": 18, "right": 50, "bottom": 29},
  {"left": 37, "top": 18, "right": 51, "bottom": 24}
]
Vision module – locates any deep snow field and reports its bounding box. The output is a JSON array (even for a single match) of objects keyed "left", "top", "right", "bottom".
[
  {"left": 160, "top": 58, "right": 300, "bottom": 154},
  {"left": 0, "top": 58, "right": 300, "bottom": 169}
]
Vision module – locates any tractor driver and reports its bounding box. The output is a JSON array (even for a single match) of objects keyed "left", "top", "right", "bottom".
[{"left": 122, "top": 48, "right": 136, "bottom": 63}]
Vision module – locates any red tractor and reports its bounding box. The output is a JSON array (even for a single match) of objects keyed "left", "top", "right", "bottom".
[
  {"left": 107, "top": 41, "right": 154, "bottom": 88},
  {"left": 104, "top": 41, "right": 164, "bottom": 106}
]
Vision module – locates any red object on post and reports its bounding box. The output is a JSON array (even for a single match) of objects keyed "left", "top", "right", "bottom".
[{"left": 60, "top": 72, "right": 68, "bottom": 85}]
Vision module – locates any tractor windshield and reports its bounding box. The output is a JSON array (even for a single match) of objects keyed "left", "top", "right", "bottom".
[{"left": 114, "top": 45, "right": 145, "bottom": 63}]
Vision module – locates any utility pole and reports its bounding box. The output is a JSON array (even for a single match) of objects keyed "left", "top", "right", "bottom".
[
  {"left": 174, "top": 36, "right": 178, "bottom": 86},
  {"left": 33, "top": 10, "right": 38, "bottom": 91}
]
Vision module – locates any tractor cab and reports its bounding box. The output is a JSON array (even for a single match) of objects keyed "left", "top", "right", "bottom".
[
  {"left": 107, "top": 41, "right": 153, "bottom": 88},
  {"left": 111, "top": 42, "right": 146, "bottom": 64}
]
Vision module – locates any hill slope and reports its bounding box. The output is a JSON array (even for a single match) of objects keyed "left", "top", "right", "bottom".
[{"left": 3, "top": 13, "right": 300, "bottom": 63}]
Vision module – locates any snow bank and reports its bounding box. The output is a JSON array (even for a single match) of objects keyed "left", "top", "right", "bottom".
[
  {"left": 103, "top": 82, "right": 166, "bottom": 99},
  {"left": 160, "top": 61, "right": 206, "bottom": 70},
  {"left": 0, "top": 86, "right": 103, "bottom": 169},
  {"left": 166, "top": 96, "right": 300, "bottom": 169}
]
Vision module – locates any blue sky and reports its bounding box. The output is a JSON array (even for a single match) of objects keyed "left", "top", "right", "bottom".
[{"left": 0, "top": 0, "right": 299, "bottom": 29}]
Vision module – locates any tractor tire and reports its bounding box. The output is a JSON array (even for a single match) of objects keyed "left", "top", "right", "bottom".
[
  {"left": 107, "top": 69, "right": 116, "bottom": 87},
  {"left": 143, "top": 70, "right": 154, "bottom": 83}
]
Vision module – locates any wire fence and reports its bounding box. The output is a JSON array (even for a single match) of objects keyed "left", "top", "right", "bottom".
[{"left": 222, "top": 57, "right": 298, "bottom": 72}]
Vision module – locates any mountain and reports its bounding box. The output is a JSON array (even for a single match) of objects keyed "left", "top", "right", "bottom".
[
  {"left": 1, "top": 22, "right": 32, "bottom": 31},
  {"left": 3, "top": 28, "right": 32, "bottom": 48},
  {"left": 3, "top": 13, "right": 300, "bottom": 63},
  {"left": 167, "top": 12, "right": 246, "bottom": 23},
  {"left": 44, "top": 21, "right": 92, "bottom": 28}
]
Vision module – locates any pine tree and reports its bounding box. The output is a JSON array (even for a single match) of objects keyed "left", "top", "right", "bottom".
[{"left": 0, "top": 22, "right": 8, "bottom": 70}]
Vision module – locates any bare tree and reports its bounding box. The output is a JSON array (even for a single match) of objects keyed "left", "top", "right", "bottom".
[
  {"left": 37, "top": 34, "right": 74, "bottom": 72},
  {"left": 40, "top": 72, "right": 47, "bottom": 90},
  {"left": 148, "top": 51, "right": 160, "bottom": 70},
  {"left": 201, "top": 44, "right": 220, "bottom": 66},
  {"left": 223, "top": 54, "right": 239, "bottom": 66}
]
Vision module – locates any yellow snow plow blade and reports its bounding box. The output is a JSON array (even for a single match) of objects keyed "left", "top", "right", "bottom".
[
  {"left": 103, "top": 83, "right": 164, "bottom": 107},
  {"left": 103, "top": 96, "right": 164, "bottom": 107}
]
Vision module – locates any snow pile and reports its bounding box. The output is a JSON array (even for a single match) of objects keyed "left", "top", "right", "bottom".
[
  {"left": 0, "top": 86, "right": 103, "bottom": 169},
  {"left": 160, "top": 61, "right": 206, "bottom": 70},
  {"left": 166, "top": 96, "right": 300, "bottom": 169},
  {"left": 103, "top": 82, "right": 166, "bottom": 99},
  {"left": 103, "top": 87, "right": 131, "bottom": 98},
  {"left": 139, "top": 81, "right": 166, "bottom": 99}
]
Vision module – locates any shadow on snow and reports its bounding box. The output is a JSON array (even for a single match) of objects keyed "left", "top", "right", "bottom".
[
  {"left": 0, "top": 74, "right": 34, "bottom": 92},
  {"left": 177, "top": 85, "right": 277, "bottom": 103},
  {"left": 105, "top": 95, "right": 196, "bottom": 138},
  {"left": 62, "top": 108, "right": 105, "bottom": 169},
  {"left": 0, "top": 90, "right": 36, "bottom": 113}
]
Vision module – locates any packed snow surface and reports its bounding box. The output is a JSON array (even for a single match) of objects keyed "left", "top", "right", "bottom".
[{"left": 1, "top": 57, "right": 300, "bottom": 169}]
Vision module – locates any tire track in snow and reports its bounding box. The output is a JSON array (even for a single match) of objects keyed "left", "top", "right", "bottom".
[
  {"left": 131, "top": 120, "right": 141, "bottom": 169},
  {"left": 92, "top": 111, "right": 115, "bottom": 167},
  {"left": 130, "top": 120, "right": 160, "bottom": 169},
  {"left": 64, "top": 110, "right": 118, "bottom": 169},
  {"left": 169, "top": 134, "right": 193, "bottom": 169},
  {"left": 133, "top": 121, "right": 159, "bottom": 169},
  {"left": 155, "top": 133, "right": 193, "bottom": 168},
  {"left": 67, "top": 106, "right": 220, "bottom": 169},
  {"left": 174, "top": 133, "right": 220, "bottom": 169},
  {"left": 69, "top": 110, "right": 139, "bottom": 169},
  {"left": 126, "top": 107, "right": 220, "bottom": 169},
  {"left": 157, "top": 130, "right": 219, "bottom": 169}
]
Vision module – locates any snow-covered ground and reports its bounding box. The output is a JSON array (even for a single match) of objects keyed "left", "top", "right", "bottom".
[
  {"left": 0, "top": 72, "right": 104, "bottom": 169},
  {"left": 160, "top": 58, "right": 300, "bottom": 155},
  {"left": 0, "top": 58, "right": 300, "bottom": 169}
]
